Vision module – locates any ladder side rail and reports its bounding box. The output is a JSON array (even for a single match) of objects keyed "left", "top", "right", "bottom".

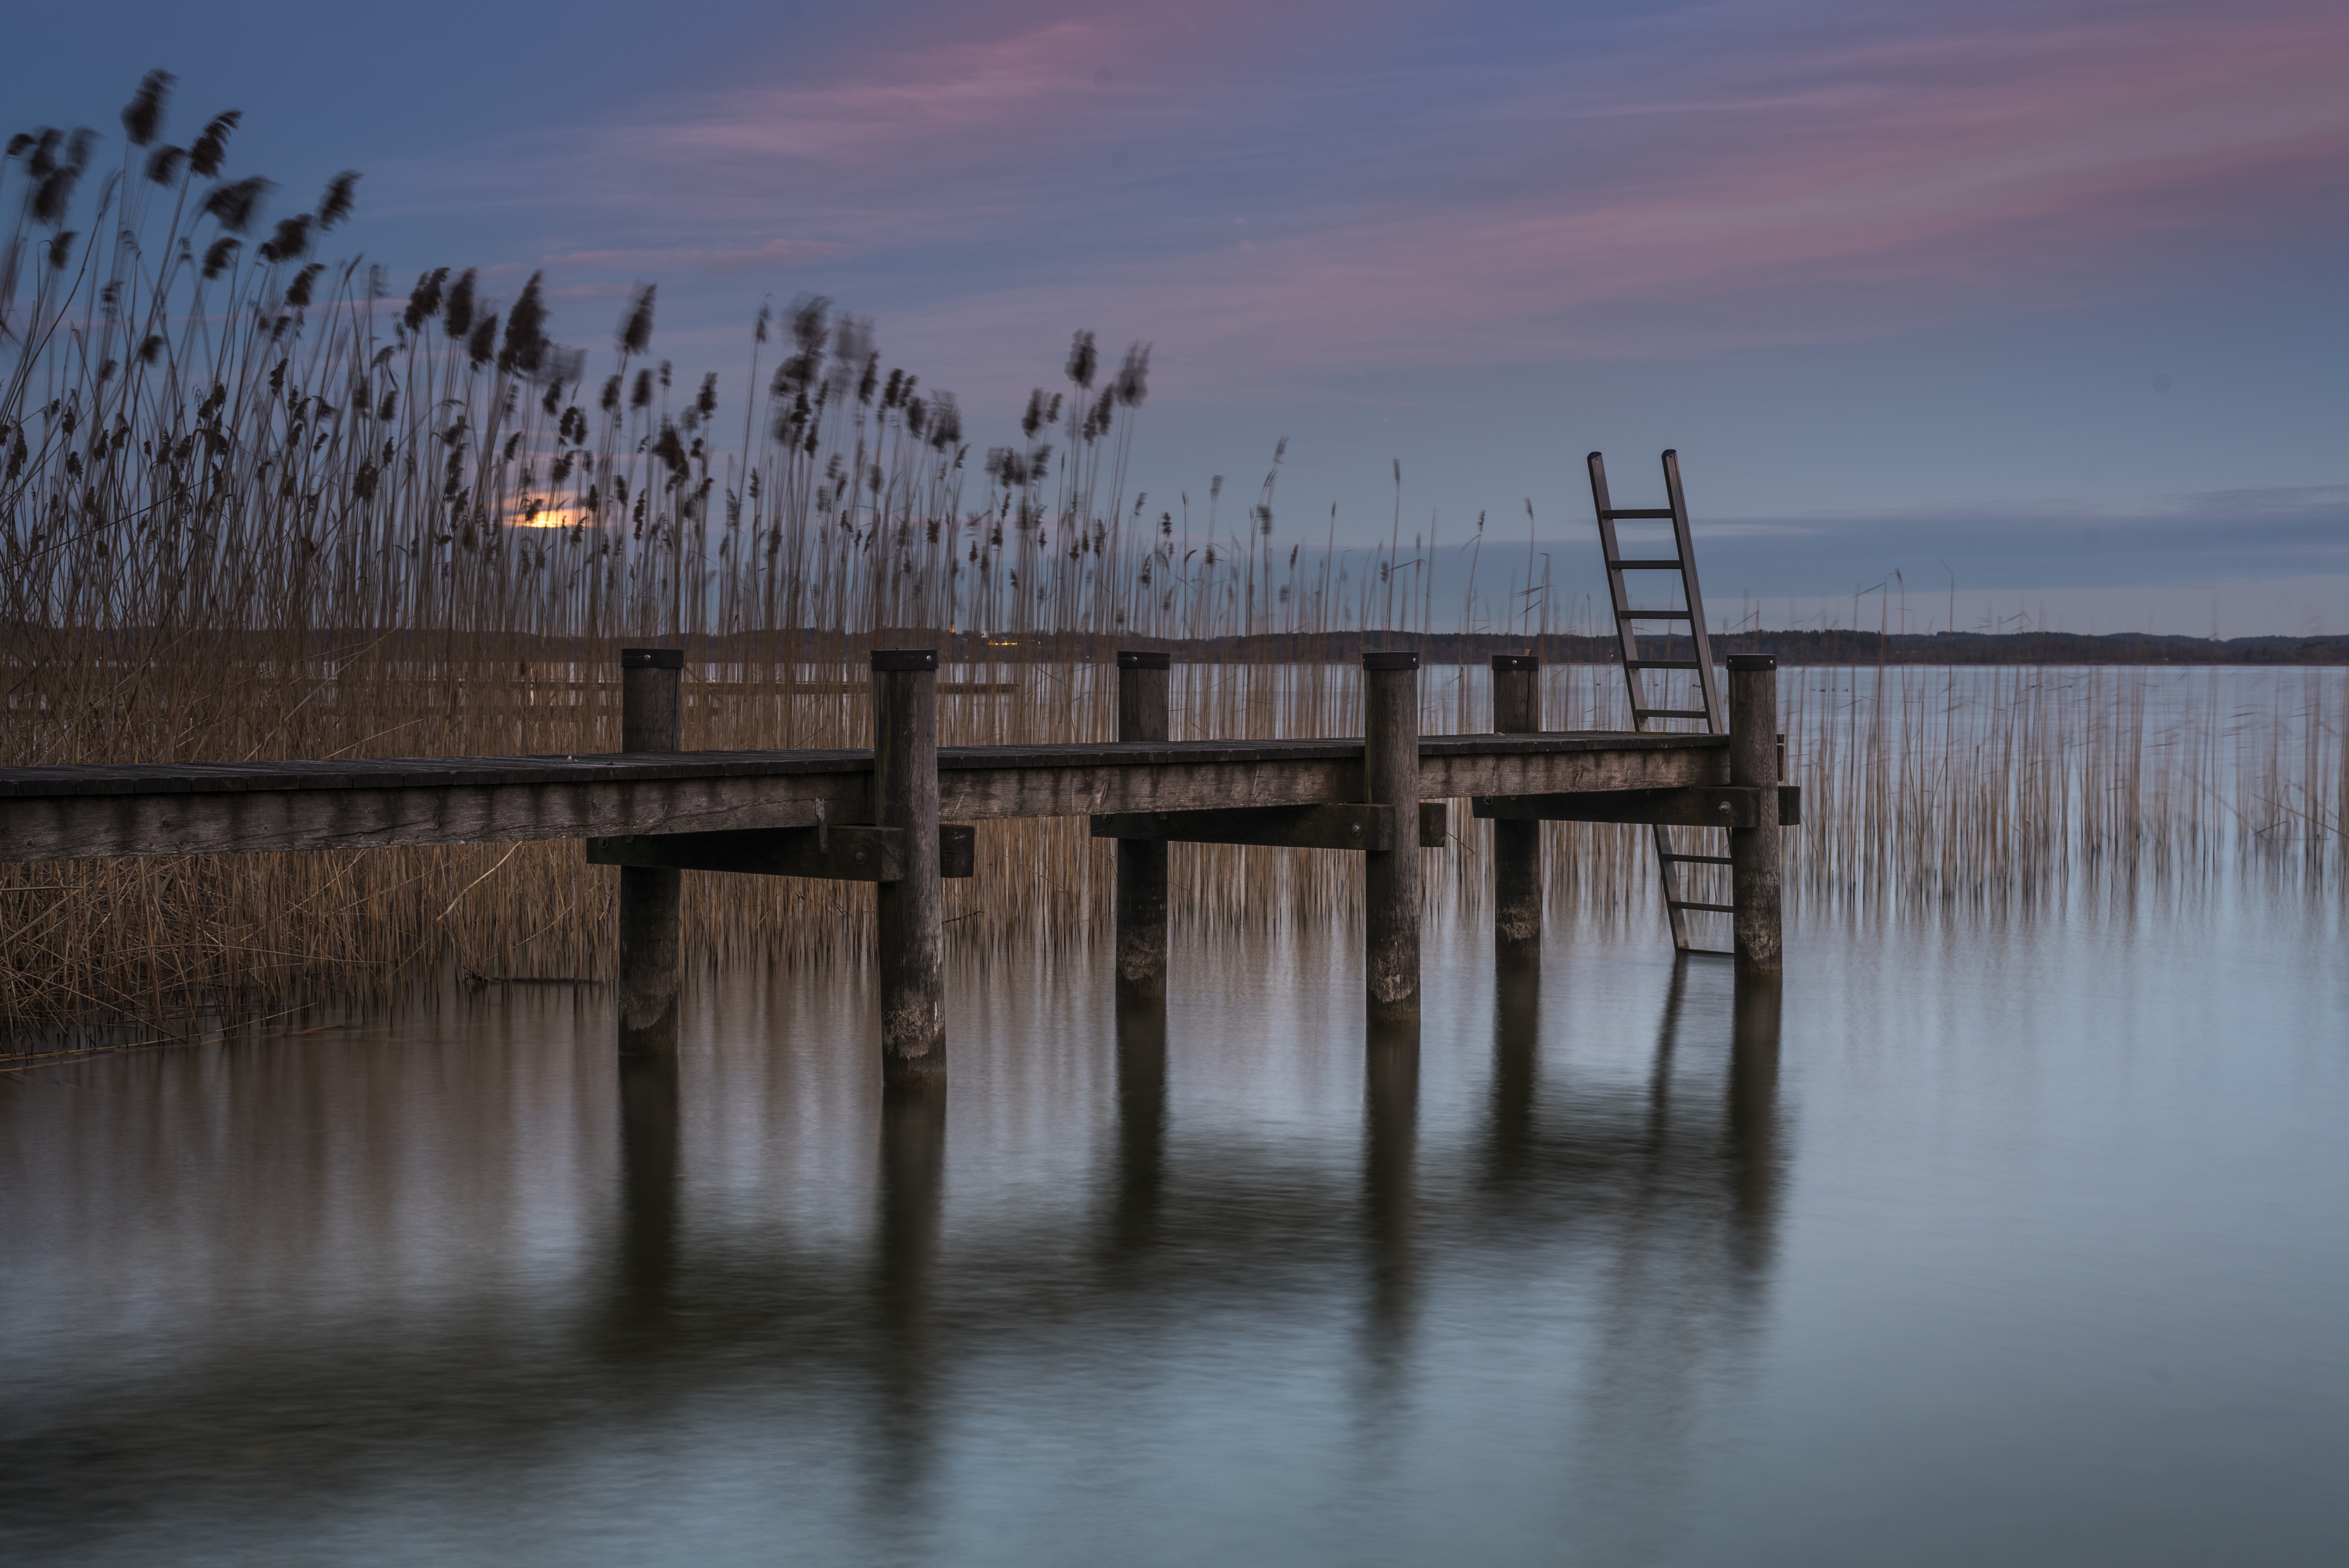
[
  {"left": 1661, "top": 450, "right": 1725, "bottom": 733},
  {"left": 1660, "top": 449, "right": 1727, "bottom": 950},
  {"left": 1587, "top": 452, "right": 1652, "bottom": 732},
  {"left": 1592, "top": 450, "right": 1692, "bottom": 949}
]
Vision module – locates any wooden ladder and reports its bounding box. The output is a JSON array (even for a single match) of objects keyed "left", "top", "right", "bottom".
[{"left": 1587, "top": 449, "right": 1732, "bottom": 956}]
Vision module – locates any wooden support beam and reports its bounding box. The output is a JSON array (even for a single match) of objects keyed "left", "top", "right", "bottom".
[
  {"left": 616, "top": 648, "right": 683, "bottom": 1058},
  {"left": 586, "top": 823, "right": 975, "bottom": 881},
  {"left": 1363, "top": 651, "right": 1421, "bottom": 1022},
  {"left": 1114, "top": 651, "right": 1171, "bottom": 1003},
  {"left": 1091, "top": 801, "right": 1446, "bottom": 851},
  {"left": 1472, "top": 785, "right": 1796, "bottom": 828},
  {"left": 1490, "top": 654, "right": 1542, "bottom": 964},
  {"left": 1728, "top": 655, "right": 1784, "bottom": 976},
  {"left": 873, "top": 649, "right": 945, "bottom": 1089}
]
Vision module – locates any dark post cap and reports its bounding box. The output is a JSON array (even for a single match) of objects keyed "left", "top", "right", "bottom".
[
  {"left": 1116, "top": 650, "right": 1171, "bottom": 670},
  {"left": 1726, "top": 654, "right": 1777, "bottom": 672},
  {"left": 1363, "top": 650, "right": 1420, "bottom": 672},
  {"left": 1490, "top": 654, "right": 1539, "bottom": 672},
  {"left": 620, "top": 648, "right": 684, "bottom": 670},
  {"left": 870, "top": 648, "right": 938, "bottom": 672}
]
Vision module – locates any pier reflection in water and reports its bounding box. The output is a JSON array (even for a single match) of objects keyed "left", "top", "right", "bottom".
[{"left": 6, "top": 900, "right": 2344, "bottom": 1567}]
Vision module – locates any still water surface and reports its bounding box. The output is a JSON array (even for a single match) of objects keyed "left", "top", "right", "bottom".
[{"left": 5, "top": 885, "right": 2346, "bottom": 1565}]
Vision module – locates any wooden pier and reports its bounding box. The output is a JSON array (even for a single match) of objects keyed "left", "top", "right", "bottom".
[{"left": 0, "top": 650, "right": 1795, "bottom": 1084}]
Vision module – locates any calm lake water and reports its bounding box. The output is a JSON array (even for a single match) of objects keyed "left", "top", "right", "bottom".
[{"left": 5, "top": 877, "right": 2346, "bottom": 1566}]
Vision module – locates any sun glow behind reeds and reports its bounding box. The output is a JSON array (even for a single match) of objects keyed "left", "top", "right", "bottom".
[{"left": 3, "top": 78, "right": 2345, "bottom": 1047}]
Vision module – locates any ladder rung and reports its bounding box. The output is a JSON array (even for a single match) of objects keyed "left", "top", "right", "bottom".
[
  {"left": 1608, "top": 559, "right": 1685, "bottom": 570},
  {"left": 1625, "top": 659, "right": 1699, "bottom": 670},
  {"left": 1604, "top": 508, "right": 1674, "bottom": 520},
  {"left": 1668, "top": 900, "right": 1736, "bottom": 914},
  {"left": 1620, "top": 609, "right": 1691, "bottom": 620},
  {"left": 1633, "top": 707, "right": 1711, "bottom": 720},
  {"left": 1659, "top": 853, "right": 1733, "bottom": 865}
]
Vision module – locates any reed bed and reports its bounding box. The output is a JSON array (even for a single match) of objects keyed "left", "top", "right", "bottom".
[{"left": 4, "top": 81, "right": 2345, "bottom": 1045}]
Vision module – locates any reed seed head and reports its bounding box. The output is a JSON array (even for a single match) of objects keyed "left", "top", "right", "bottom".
[
  {"left": 443, "top": 268, "right": 478, "bottom": 339},
  {"left": 467, "top": 311, "right": 498, "bottom": 367},
  {"left": 121, "top": 70, "right": 173, "bottom": 147},
  {"left": 499, "top": 272, "right": 548, "bottom": 377},
  {"left": 1114, "top": 341, "right": 1151, "bottom": 407},
  {"left": 200, "top": 176, "right": 272, "bottom": 237},
  {"left": 188, "top": 110, "right": 240, "bottom": 178},
  {"left": 617, "top": 284, "right": 655, "bottom": 356},
  {"left": 404, "top": 267, "right": 447, "bottom": 333},
  {"left": 285, "top": 262, "right": 325, "bottom": 308},
  {"left": 257, "top": 213, "right": 314, "bottom": 264},
  {"left": 317, "top": 171, "right": 360, "bottom": 230}
]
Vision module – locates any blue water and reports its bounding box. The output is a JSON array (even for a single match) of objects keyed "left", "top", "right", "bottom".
[{"left": 4, "top": 880, "right": 2345, "bottom": 1565}]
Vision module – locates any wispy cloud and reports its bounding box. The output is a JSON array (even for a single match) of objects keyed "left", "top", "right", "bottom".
[
  {"left": 868, "top": 0, "right": 2349, "bottom": 377},
  {"left": 393, "top": 0, "right": 2345, "bottom": 383}
]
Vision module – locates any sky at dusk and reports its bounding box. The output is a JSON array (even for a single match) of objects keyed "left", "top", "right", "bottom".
[{"left": 8, "top": 0, "right": 2345, "bottom": 633}]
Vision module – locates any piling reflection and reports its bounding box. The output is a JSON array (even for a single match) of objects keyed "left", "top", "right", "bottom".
[
  {"left": 605, "top": 1052, "right": 681, "bottom": 1347},
  {"left": 1109, "top": 998, "right": 1168, "bottom": 1258},
  {"left": 1487, "top": 961, "right": 1541, "bottom": 1185},
  {"left": 868, "top": 1085, "right": 946, "bottom": 1509},
  {"left": 1360, "top": 1017, "right": 1422, "bottom": 1406},
  {"left": 1561, "top": 958, "right": 1788, "bottom": 1554},
  {"left": 0, "top": 951, "right": 1795, "bottom": 1560}
]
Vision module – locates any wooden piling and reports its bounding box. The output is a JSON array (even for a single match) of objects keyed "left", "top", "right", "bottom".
[
  {"left": 873, "top": 649, "right": 945, "bottom": 1087},
  {"left": 1114, "top": 651, "right": 1171, "bottom": 1001},
  {"left": 617, "top": 648, "right": 683, "bottom": 1056},
  {"left": 1490, "top": 654, "right": 1542, "bottom": 964},
  {"left": 1727, "top": 654, "right": 1784, "bottom": 975},
  {"left": 1363, "top": 650, "right": 1421, "bottom": 1021}
]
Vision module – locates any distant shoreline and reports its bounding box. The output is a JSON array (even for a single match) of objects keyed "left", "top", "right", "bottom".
[
  {"left": 18, "top": 628, "right": 2343, "bottom": 668},
  {"left": 953, "top": 629, "right": 2349, "bottom": 667}
]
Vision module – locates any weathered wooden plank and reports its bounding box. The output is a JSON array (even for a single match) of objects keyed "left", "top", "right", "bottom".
[
  {"left": 0, "top": 748, "right": 877, "bottom": 799},
  {"left": 937, "top": 757, "right": 1365, "bottom": 820},
  {"left": 1418, "top": 740, "right": 1724, "bottom": 800},
  {"left": 0, "top": 732, "right": 1719, "bottom": 800},
  {"left": 0, "top": 732, "right": 1727, "bottom": 861},
  {"left": 0, "top": 777, "right": 854, "bottom": 862}
]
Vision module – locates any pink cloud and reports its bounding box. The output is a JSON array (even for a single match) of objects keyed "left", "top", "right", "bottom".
[
  {"left": 877, "top": 0, "right": 2349, "bottom": 378},
  {"left": 392, "top": 0, "right": 2347, "bottom": 389}
]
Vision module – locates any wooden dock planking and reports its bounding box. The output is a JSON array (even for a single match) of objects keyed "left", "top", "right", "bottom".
[{"left": 0, "top": 733, "right": 1728, "bottom": 863}]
